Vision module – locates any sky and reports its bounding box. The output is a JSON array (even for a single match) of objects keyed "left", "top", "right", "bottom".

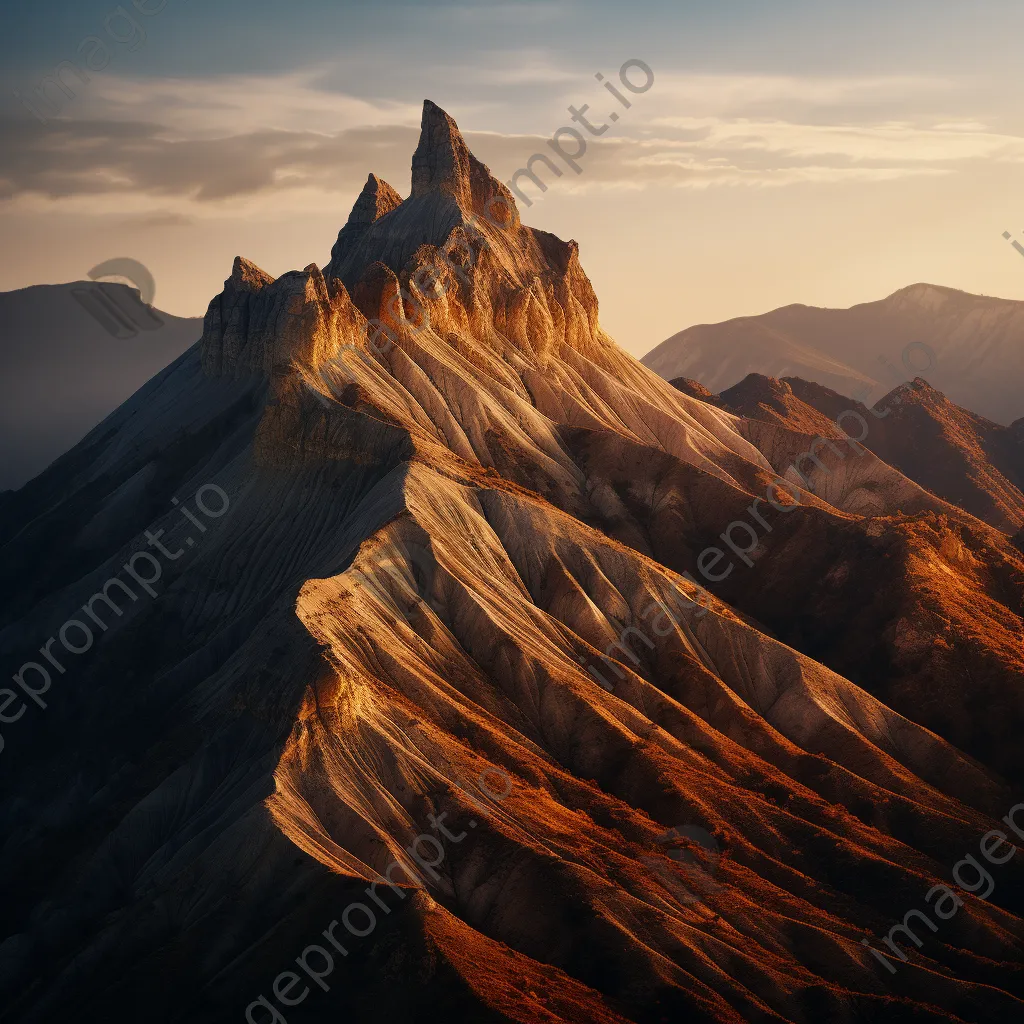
[{"left": 2, "top": 0, "right": 1024, "bottom": 357}]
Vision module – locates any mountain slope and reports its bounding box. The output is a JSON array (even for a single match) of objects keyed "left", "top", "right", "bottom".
[
  {"left": 644, "top": 284, "right": 1024, "bottom": 427},
  {"left": 2, "top": 102, "right": 1024, "bottom": 1024},
  {"left": 783, "top": 376, "right": 1024, "bottom": 535},
  {"left": 705, "top": 373, "right": 1024, "bottom": 535}
]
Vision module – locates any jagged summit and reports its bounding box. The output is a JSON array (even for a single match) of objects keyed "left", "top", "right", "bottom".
[
  {"left": 229, "top": 254, "right": 275, "bottom": 291},
  {"left": 324, "top": 173, "right": 403, "bottom": 280},
  {"left": 204, "top": 100, "right": 613, "bottom": 383},
  {"left": 363, "top": 171, "right": 403, "bottom": 208},
  {"left": 322, "top": 100, "right": 525, "bottom": 291},
  {"left": 411, "top": 100, "right": 474, "bottom": 203},
  {"left": 409, "top": 99, "right": 520, "bottom": 225}
]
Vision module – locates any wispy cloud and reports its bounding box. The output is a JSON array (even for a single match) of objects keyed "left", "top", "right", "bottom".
[
  {"left": 644, "top": 71, "right": 961, "bottom": 116},
  {"left": 76, "top": 70, "right": 425, "bottom": 136},
  {"left": 4, "top": 68, "right": 1021, "bottom": 217},
  {"left": 650, "top": 116, "right": 1024, "bottom": 166}
]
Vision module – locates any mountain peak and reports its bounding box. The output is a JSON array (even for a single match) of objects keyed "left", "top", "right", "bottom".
[
  {"left": 885, "top": 282, "right": 967, "bottom": 312},
  {"left": 325, "top": 173, "right": 403, "bottom": 280},
  {"left": 411, "top": 99, "right": 474, "bottom": 205},
  {"left": 408, "top": 99, "right": 521, "bottom": 230},
  {"left": 877, "top": 376, "right": 943, "bottom": 410},
  {"left": 355, "top": 173, "right": 403, "bottom": 218},
  {"left": 324, "top": 100, "right": 523, "bottom": 289},
  {"left": 719, "top": 373, "right": 849, "bottom": 438},
  {"left": 230, "top": 255, "right": 275, "bottom": 291},
  {"left": 668, "top": 376, "right": 724, "bottom": 407}
]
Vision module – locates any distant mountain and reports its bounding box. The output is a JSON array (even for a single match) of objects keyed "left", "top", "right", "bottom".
[
  {"left": 0, "top": 282, "right": 202, "bottom": 491},
  {"left": 677, "top": 372, "right": 1024, "bottom": 534},
  {"left": 644, "top": 284, "right": 1024, "bottom": 426}
]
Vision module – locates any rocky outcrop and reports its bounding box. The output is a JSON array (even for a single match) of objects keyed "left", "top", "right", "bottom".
[
  {"left": 324, "top": 173, "right": 403, "bottom": 282},
  {"left": 201, "top": 257, "right": 369, "bottom": 379},
  {"left": 669, "top": 375, "right": 725, "bottom": 408}
]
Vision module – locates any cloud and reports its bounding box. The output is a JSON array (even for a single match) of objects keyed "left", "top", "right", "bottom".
[
  {"left": 0, "top": 117, "right": 417, "bottom": 204},
  {"left": 79, "top": 70, "right": 426, "bottom": 136},
  {"left": 648, "top": 116, "right": 1024, "bottom": 166},
  {"left": 644, "top": 72, "right": 960, "bottom": 116},
  {"left": 122, "top": 211, "right": 193, "bottom": 227},
  {"left": 3, "top": 68, "right": 1022, "bottom": 217}
]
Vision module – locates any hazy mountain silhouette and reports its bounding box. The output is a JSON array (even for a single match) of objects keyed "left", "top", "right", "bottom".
[
  {"left": 0, "top": 282, "right": 202, "bottom": 491},
  {"left": 645, "top": 284, "right": 1024, "bottom": 426}
]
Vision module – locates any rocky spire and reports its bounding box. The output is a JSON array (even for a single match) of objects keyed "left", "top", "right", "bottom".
[
  {"left": 410, "top": 99, "right": 475, "bottom": 207},
  {"left": 327, "top": 102, "right": 523, "bottom": 290},
  {"left": 326, "top": 173, "right": 403, "bottom": 280}
]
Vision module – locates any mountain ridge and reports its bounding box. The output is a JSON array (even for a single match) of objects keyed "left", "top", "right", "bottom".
[
  {"left": 643, "top": 283, "right": 1024, "bottom": 426},
  {"left": 674, "top": 371, "right": 1024, "bottom": 534}
]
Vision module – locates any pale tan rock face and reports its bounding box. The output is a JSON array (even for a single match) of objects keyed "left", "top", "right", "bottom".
[
  {"left": 3, "top": 101, "right": 1024, "bottom": 1024},
  {"left": 411, "top": 99, "right": 477, "bottom": 205}
]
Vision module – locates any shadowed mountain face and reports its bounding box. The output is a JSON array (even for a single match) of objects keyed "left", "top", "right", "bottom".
[
  {"left": 0, "top": 282, "right": 202, "bottom": 491},
  {"left": 644, "top": 285, "right": 1024, "bottom": 427},
  {"left": 2, "top": 103, "right": 1024, "bottom": 1024}
]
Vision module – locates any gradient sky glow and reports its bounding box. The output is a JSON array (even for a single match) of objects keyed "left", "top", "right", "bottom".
[{"left": 3, "top": 0, "right": 1024, "bottom": 356}]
